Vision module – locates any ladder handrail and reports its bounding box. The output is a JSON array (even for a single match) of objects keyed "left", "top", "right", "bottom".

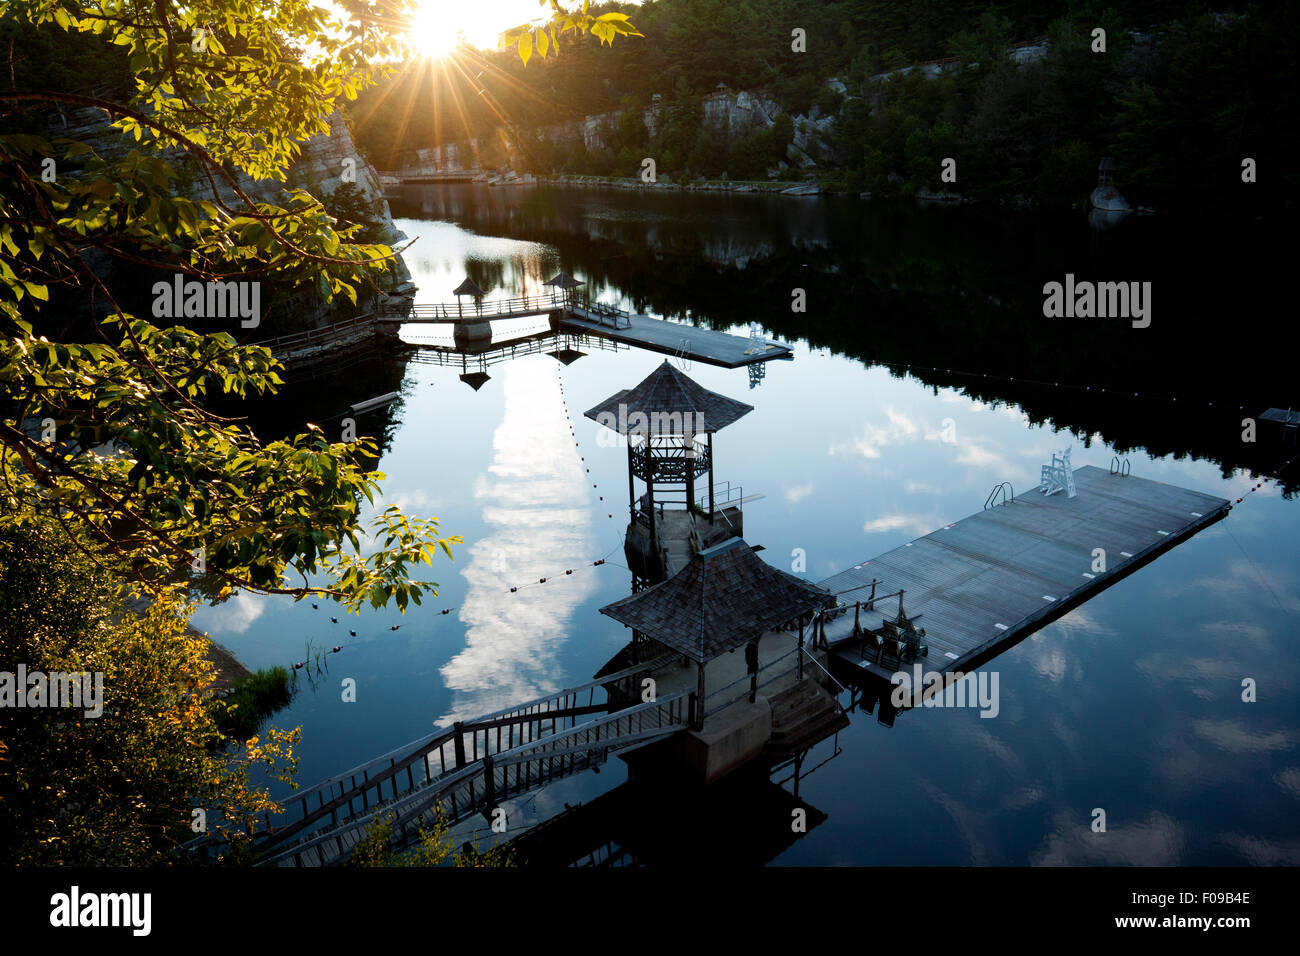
[
  {"left": 984, "top": 481, "right": 1014, "bottom": 509},
  {"left": 801, "top": 646, "right": 847, "bottom": 695}
]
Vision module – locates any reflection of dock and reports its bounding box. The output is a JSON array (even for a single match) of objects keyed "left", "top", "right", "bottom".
[
  {"left": 505, "top": 761, "right": 830, "bottom": 867},
  {"left": 561, "top": 305, "right": 794, "bottom": 369},
  {"left": 821, "top": 465, "right": 1231, "bottom": 688}
]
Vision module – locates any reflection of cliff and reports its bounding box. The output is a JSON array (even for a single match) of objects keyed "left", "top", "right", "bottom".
[
  {"left": 437, "top": 361, "right": 599, "bottom": 724},
  {"left": 392, "top": 184, "right": 1299, "bottom": 493}
]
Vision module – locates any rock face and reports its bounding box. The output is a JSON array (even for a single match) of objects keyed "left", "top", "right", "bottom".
[
  {"left": 1090, "top": 185, "right": 1131, "bottom": 211},
  {"left": 520, "top": 81, "right": 841, "bottom": 175},
  {"left": 47, "top": 104, "right": 413, "bottom": 326}
]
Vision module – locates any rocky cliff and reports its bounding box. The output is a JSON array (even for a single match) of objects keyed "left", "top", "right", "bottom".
[
  {"left": 410, "top": 82, "right": 840, "bottom": 178},
  {"left": 46, "top": 100, "right": 412, "bottom": 330}
]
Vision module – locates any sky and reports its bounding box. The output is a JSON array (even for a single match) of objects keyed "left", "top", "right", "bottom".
[{"left": 407, "top": 0, "right": 640, "bottom": 53}]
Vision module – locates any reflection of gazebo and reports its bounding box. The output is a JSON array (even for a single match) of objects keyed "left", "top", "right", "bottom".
[
  {"left": 600, "top": 538, "right": 834, "bottom": 728},
  {"left": 458, "top": 352, "right": 490, "bottom": 390},
  {"left": 585, "top": 361, "right": 752, "bottom": 573},
  {"left": 453, "top": 276, "right": 487, "bottom": 317},
  {"left": 544, "top": 271, "right": 584, "bottom": 309},
  {"left": 547, "top": 347, "right": 586, "bottom": 365}
]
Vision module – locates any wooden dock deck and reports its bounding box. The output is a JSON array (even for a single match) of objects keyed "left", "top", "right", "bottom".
[
  {"left": 560, "top": 306, "right": 794, "bottom": 369},
  {"left": 820, "top": 465, "right": 1231, "bottom": 684}
]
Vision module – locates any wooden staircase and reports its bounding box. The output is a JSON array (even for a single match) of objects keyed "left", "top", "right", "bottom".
[{"left": 765, "top": 679, "right": 849, "bottom": 757}]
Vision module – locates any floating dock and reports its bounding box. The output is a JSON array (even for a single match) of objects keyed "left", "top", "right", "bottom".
[
  {"left": 560, "top": 306, "right": 793, "bottom": 369},
  {"left": 821, "top": 465, "right": 1231, "bottom": 684}
]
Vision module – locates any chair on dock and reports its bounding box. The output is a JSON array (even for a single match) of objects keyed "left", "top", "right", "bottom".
[{"left": 1040, "top": 447, "right": 1077, "bottom": 498}]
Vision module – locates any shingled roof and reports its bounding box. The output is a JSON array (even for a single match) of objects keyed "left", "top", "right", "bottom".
[
  {"left": 599, "top": 538, "right": 834, "bottom": 663},
  {"left": 583, "top": 361, "right": 754, "bottom": 436}
]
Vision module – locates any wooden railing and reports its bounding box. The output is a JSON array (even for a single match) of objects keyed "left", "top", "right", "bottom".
[
  {"left": 228, "top": 658, "right": 665, "bottom": 859},
  {"left": 251, "top": 311, "right": 378, "bottom": 357},
  {"left": 259, "top": 691, "right": 693, "bottom": 866},
  {"left": 570, "top": 301, "right": 632, "bottom": 330},
  {"left": 377, "top": 292, "right": 565, "bottom": 321}
]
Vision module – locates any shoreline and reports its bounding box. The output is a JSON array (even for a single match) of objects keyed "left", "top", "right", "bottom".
[{"left": 386, "top": 173, "right": 1156, "bottom": 214}]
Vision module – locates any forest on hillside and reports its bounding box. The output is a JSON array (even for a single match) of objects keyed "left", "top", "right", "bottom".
[{"left": 351, "top": 0, "right": 1299, "bottom": 211}]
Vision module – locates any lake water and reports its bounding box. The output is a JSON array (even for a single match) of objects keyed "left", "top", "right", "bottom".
[{"left": 195, "top": 185, "right": 1300, "bottom": 865}]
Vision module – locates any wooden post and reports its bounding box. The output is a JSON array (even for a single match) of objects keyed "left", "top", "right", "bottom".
[
  {"left": 644, "top": 440, "right": 657, "bottom": 566},
  {"left": 853, "top": 601, "right": 861, "bottom": 636},
  {"left": 707, "top": 432, "right": 715, "bottom": 520},
  {"left": 797, "top": 620, "right": 805, "bottom": 679},
  {"left": 453, "top": 721, "right": 466, "bottom": 767},
  {"left": 684, "top": 431, "right": 695, "bottom": 519},
  {"left": 627, "top": 441, "right": 636, "bottom": 525},
  {"left": 482, "top": 754, "right": 496, "bottom": 808},
  {"left": 694, "top": 661, "right": 706, "bottom": 730},
  {"left": 747, "top": 638, "right": 759, "bottom": 703}
]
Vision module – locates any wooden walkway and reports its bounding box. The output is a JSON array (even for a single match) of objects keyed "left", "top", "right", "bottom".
[
  {"left": 375, "top": 292, "right": 566, "bottom": 323},
  {"left": 233, "top": 659, "right": 691, "bottom": 867},
  {"left": 560, "top": 305, "right": 794, "bottom": 369},
  {"left": 818, "top": 465, "right": 1231, "bottom": 684}
]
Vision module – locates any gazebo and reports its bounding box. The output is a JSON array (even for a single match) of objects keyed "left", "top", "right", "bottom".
[
  {"left": 544, "top": 271, "right": 584, "bottom": 310},
  {"left": 584, "top": 361, "right": 752, "bottom": 575},
  {"left": 452, "top": 276, "right": 487, "bottom": 317},
  {"left": 600, "top": 537, "right": 834, "bottom": 728}
]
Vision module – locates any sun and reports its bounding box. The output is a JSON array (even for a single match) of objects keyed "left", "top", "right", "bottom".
[
  {"left": 404, "top": 1, "right": 539, "bottom": 59},
  {"left": 408, "top": 4, "right": 465, "bottom": 59}
]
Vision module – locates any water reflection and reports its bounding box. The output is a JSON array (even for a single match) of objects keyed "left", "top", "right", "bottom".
[
  {"left": 437, "top": 360, "right": 599, "bottom": 724},
  {"left": 208, "top": 188, "right": 1298, "bottom": 866}
]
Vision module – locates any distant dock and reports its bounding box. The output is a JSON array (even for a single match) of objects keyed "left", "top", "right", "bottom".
[
  {"left": 561, "top": 305, "right": 793, "bottom": 369},
  {"left": 820, "top": 465, "right": 1231, "bottom": 686}
]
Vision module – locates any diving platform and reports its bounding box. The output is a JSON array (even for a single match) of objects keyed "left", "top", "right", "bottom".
[
  {"left": 561, "top": 305, "right": 794, "bottom": 369},
  {"left": 820, "top": 465, "right": 1231, "bottom": 686}
]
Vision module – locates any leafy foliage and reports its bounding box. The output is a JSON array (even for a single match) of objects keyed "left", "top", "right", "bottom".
[
  {"left": 501, "top": 1, "right": 643, "bottom": 66},
  {"left": 0, "top": 517, "right": 299, "bottom": 865},
  {"left": 0, "top": 0, "right": 462, "bottom": 612},
  {"left": 348, "top": 805, "right": 516, "bottom": 867}
]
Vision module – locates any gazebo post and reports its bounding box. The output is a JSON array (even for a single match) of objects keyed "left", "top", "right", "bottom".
[
  {"left": 627, "top": 441, "right": 636, "bottom": 525},
  {"left": 707, "top": 432, "right": 715, "bottom": 520},
  {"left": 695, "top": 661, "right": 706, "bottom": 730},
  {"left": 684, "top": 427, "right": 695, "bottom": 517},
  {"left": 797, "top": 618, "right": 805, "bottom": 680},
  {"left": 644, "top": 440, "right": 657, "bottom": 562}
]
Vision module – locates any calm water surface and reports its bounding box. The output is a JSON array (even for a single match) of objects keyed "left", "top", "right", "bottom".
[{"left": 194, "top": 186, "right": 1300, "bottom": 865}]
